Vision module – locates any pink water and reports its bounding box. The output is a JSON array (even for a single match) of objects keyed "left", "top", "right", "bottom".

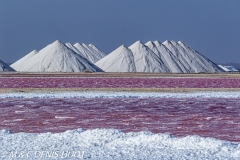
[
  {"left": 0, "top": 78, "right": 240, "bottom": 88},
  {"left": 1, "top": 98, "right": 240, "bottom": 142}
]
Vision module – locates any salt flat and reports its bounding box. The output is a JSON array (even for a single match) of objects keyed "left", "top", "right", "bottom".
[
  {"left": 0, "top": 73, "right": 239, "bottom": 159},
  {"left": 1, "top": 91, "right": 240, "bottom": 98},
  {"left": 0, "top": 128, "right": 240, "bottom": 160}
]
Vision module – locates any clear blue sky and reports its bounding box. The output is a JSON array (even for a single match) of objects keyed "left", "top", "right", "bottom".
[{"left": 0, "top": 0, "right": 239, "bottom": 63}]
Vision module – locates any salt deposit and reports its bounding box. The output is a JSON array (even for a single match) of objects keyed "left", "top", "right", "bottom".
[
  {"left": 10, "top": 39, "right": 224, "bottom": 73},
  {"left": 0, "top": 129, "right": 239, "bottom": 159},
  {"left": 96, "top": 40, "right": 223, "bottom": 73},
  {"left": 1, "top": 91, "right": 240, "bottom": 99},
  {"left": 95, "top": 45, "right": 136, "bottom": 72},
  {"left": 13, "top": 40, "right": 102, "bottom": 72},
  {"left": 129, "top": 41, "right": 170, "bottom": 72},
  {"left": 11, "top": 50, "right": 38, "bottom": 71},
  {"left": 177, "top": 41, "right": 223, "bottom": 72},
  {"left": 88, "top": 43, "right": 107, "bottom": 58},
  {"left": 74, "top": 43, "right": 106, "bottom": 63},
  {"left": 0, "top": 59, "right": 15, "bottom": 72},
  {"left": 146, "top": 41, "right": 184, "bottom": 72}
]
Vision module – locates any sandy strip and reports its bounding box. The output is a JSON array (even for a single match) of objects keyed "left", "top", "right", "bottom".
[
  {"left": 0, "top": 72, "right": 240, "bottom": 78},
  {"left": 0, "top": 88, "right": 240, "bottom": 93}
]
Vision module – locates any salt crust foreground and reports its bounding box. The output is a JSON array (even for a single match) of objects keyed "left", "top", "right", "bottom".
[
  {"left": 0, "top": 129, "right": 240, "bottom": 160},
  {"left": 1, "top": 91, "right": 240, "bottom": 98},
  {"left": 1, "top": 92, "right": 240, "bottom": 159}
]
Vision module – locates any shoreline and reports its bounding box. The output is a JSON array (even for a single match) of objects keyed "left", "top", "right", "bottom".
[
  {"left": 0, "top": 72, "right": 240, "bottom": 78},
  {"left": 0, "top": 87, "right": 240, "bottom": 93}
]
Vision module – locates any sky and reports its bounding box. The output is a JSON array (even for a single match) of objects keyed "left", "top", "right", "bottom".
[{"left": 0, "top": 0, "right": 240, "bottom": 64}]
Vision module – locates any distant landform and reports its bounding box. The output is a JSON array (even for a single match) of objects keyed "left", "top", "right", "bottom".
[{"left": 218, "top": 63, "right": 240, "bottom": 71}]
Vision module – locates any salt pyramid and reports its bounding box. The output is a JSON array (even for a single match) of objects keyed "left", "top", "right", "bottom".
[
  {"left": 128, "top": 41, "right": 170, "bottom": 72},
  {"left": 88, "top": 44, "right": 107, "bottom": 58},
  {"left": 73, "top": 43, "right": 106, "bottom": 63},
  {"left": 12, "top": 39, "right": 223, "bottom": 73},
  {"left": 15, "top": 40, "right": 103, "bottom": 72},
  {"left": 0, "top": 59, "right": 15, "bottom": 72},
  {"left": 145, "top": 41, "right": 184, "bottom": 72},
  {"left": 65, "top": 43, "right": 87, "bottom": 59},
  {"left": 11, "top": 50, "right": 38, "bottom": 71},
  {"left": 177, "top": 41, "right": 222, "bottom": 72},
  {"left": 95, "top": 40, "right": 223, "bottom": 73},
  {"left": 95, "top": 45, "right": 136, "bottom": 72},
  {"left": 96, "top": 41, "right": 171, "bottom": 73},
  {"left": 162, "top": 40, "right": 194, "bottom": 72}
]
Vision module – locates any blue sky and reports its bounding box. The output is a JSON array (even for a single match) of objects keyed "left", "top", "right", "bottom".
[{"left": 0, "top": 0, "right": 239, "bottom": 63}]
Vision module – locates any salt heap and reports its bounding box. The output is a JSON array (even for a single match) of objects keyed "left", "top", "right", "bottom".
[
  {"left": 145, "top": 41, "right": 184, "bottom": 72},
  {"left": 95, "top": 45, "right": 136, "bottom": 72},
  {"left": 0, "top": 59, "right": 15, "bottom": 72},
  {"left": 96, "top": 40, "right": 223, "bottom": 73},
  {"left": 73, "top": 43, "right": 106, "bottom": 63},
  {"left": 11, "top": 50, "right": 38, "bottom": 71},
  {"left": 12, "top": 40, "right": 103, "bottom": 72}
]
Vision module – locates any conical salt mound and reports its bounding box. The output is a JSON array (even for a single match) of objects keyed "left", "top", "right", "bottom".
[
  {"left": 88, "top": 44, "right": 107, "bottom": 58},
  {"left": 11, "top": 50, "right": 38, "bottom": 71},
  {"left": 19, "top": 40, "right": 103, "bottom": 72},
  {"left": 65, "top": 43, "right": 86, "bottom": 58},
  {"left": 83, "top": 43, "right": 106, "bottom": 61},
  {"left": 162, "top": 40, "right": 192, "bottom": 72},
  {"left": 74, "top": 43, "right": 106, "bottom": 63},
  {"left": 162, "top": 40, "right": 223, "bottom": 73},
  {"left": 177, "top": 41, "right": 223, "bottom": 72},
  {"left": 95, "top": 40, "right": 223, "bottom": 73},
  {"left": 129, "top": 41, "right": 170, "bottom": 72},
  {"left": 0, "top": 59, "right": 15, "bottom": 72},
  {"left": 95, "top": 45, "right": 136, "bottom": 72},
  {"left": 145, "top": 41, "right": 184, "bottom": 73}
]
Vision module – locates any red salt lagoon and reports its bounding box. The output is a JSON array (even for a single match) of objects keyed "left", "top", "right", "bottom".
[
  {"left": 0, "top": 98, "right": 240, "bottom": 142},
  {"left": 0, "top": 77, "right": 240, "bottom": 88}
]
